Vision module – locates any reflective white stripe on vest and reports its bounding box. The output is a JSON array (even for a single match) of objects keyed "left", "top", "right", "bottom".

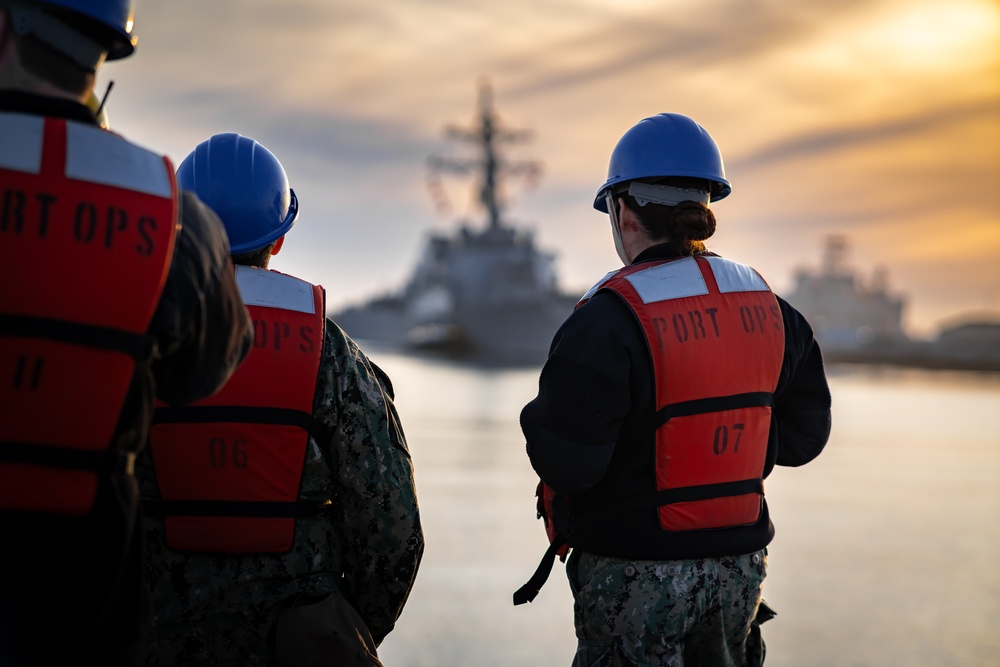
[
  {"left": 0, "top": 113, "right": 44, "bottom": 174},
  {"left": 625, "top": 257, "right": 708, "bottom": 304},
  {"left": 705, "top": 256, "right": 770, "bottom": 293},
  {"left": 65, "top": 123, "right": 172, "bottom": 197},
  {"left": 579, "top": 269, "right": 619, "bottom": 304},
  {"left": 236, "top": 266, "right": 316, "bottom": 314}
]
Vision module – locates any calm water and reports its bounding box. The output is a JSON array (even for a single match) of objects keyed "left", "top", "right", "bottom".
[{"left": 361, "top": 344, "right": 1000, "bottom": 667}]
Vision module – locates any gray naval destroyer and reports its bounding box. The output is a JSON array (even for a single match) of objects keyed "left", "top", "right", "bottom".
[{"left": 332, "top": 82, "right": 579, "bottom": 365}]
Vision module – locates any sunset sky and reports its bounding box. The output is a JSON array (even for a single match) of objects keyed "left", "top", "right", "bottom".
[{"left": 99, "top": 0, "right": 999, "bottom": 337}]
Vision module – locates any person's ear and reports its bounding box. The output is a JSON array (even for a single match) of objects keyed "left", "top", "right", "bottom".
[
  {"left": 271, "top": 236, "right": 285, "bottom": 256},
  {"left": 616, "top": 197, "right": 626, "bottom": 230},
  {"left": 617, "top": 197, "right": 638, "bottom": 232}
]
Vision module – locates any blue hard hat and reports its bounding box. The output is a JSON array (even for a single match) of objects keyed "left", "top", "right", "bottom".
[
  {"left": 24, "top": 0, "right": 137, "bottom": 59},
  {"left": 594, "top": 113, "right": 731, "bottom": 212},
  {"left": 177, "top": 133, "right": 299, "bottom": 255}
]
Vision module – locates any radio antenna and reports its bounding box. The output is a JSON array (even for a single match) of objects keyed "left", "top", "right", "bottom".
[{"left": 95, "top": 80, "right": 115, "bottom": 117}]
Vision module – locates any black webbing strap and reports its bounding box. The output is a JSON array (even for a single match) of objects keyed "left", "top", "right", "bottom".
[
  {"left": 142, "top": 498, "right": 334, "bottom": 519},
  {"left": 153, "top": 406, "right": 332, "bottom": 444},
  {"left": 0, "top": 441, "right": 108, "bottom": 472},
  {"left": 513, "top": 533, "right": 568, "bottom": 606},
  {"left": 512, "top": 478, "right": 764, "bottom": 606},
  {"left": 0, "top": 314, "right": 155, "bottom": 362},
  {"left": 581, "top": 478, "right": 765, "bottom": 524},
  {"left": 655, "top": 391, "right": 774, "bottom": 428}
]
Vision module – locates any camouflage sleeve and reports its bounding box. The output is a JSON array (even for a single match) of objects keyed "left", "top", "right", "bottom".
[{"left": 316, "top": 320, "right": 424, "bottom": 645}]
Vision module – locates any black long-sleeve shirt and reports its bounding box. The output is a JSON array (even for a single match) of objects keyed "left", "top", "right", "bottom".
[{"left": 522, "top": 244, "right": 832, "bottom": 560}]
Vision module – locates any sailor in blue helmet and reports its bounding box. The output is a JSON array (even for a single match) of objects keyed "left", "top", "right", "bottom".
[
  {"left": 137, "top": 133, "right": 424, "bottom": 667},
  {"left": 0, "top": 2, "right": 253, "bottom": 666},
  {"left": 515, "top": 114, "right": 832, "bottom": 666}
]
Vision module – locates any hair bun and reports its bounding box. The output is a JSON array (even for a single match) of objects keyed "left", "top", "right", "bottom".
[{"left": 670, "top": 202, "right": 716, "bottom": 241}]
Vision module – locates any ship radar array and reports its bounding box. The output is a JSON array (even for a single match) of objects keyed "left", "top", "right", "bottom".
[{"left": 426, "top": 79, "right": 542, "bottom": 229}]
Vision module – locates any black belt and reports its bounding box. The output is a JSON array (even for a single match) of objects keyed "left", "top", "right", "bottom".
[{"left": 512, "top": 478, "right": 764, "bottom": 606}]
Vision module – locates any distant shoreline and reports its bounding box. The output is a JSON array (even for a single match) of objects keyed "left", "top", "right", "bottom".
[{"left": 823, "top": 344, "right": 1000, "bottom": 374}]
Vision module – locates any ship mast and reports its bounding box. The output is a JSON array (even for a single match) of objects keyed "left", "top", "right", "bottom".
[{"left": 428, "top": 79, "right": 541, "bottom": 231}]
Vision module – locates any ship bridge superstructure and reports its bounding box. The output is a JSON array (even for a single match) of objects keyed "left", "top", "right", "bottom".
[{"left": 785, "top": 235, "right": 907, "bottom": 349}]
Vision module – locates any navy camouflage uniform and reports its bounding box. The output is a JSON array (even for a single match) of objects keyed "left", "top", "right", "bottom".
[
  {"left": 567, "top": 550, "right": 771, "bottom": 666},
  {"left": 138, "top": 321, "right": 423, "bottom": 666},
  {"left": 522, "top": 244, "right": 831, "bottom": 666}
]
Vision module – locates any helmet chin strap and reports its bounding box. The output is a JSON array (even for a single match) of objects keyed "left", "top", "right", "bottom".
[
  {"left": 610, "top": 215, "right": 629, "bottom": 266},
  {"left": 606, "top": 192, "right": 630, "bottom": 265}
]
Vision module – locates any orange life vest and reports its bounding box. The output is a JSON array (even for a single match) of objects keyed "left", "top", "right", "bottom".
[
  {"left": 146, "top": 267, "right": 328, "bottom": 554},
  {"left": 517, "top": 256, "right": 784, "bottom": 605},
  {"left": 598, "top": 255, "right": 784, "bottom": 530},
  {"left": 0, "top": 114, "right": 178, "bottom": 516}
]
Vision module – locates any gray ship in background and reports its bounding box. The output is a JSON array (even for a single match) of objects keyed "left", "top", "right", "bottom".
[
  {"left": 784, "top": 235, "right": 1000, "bottom": 372},
  {"left": 332, "top": 81, "right": 579, "bottom": 365}
]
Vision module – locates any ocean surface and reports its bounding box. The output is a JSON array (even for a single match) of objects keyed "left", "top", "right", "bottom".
[{"left": 360, "top": 343, "right": 1000, "bottom": 667}]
